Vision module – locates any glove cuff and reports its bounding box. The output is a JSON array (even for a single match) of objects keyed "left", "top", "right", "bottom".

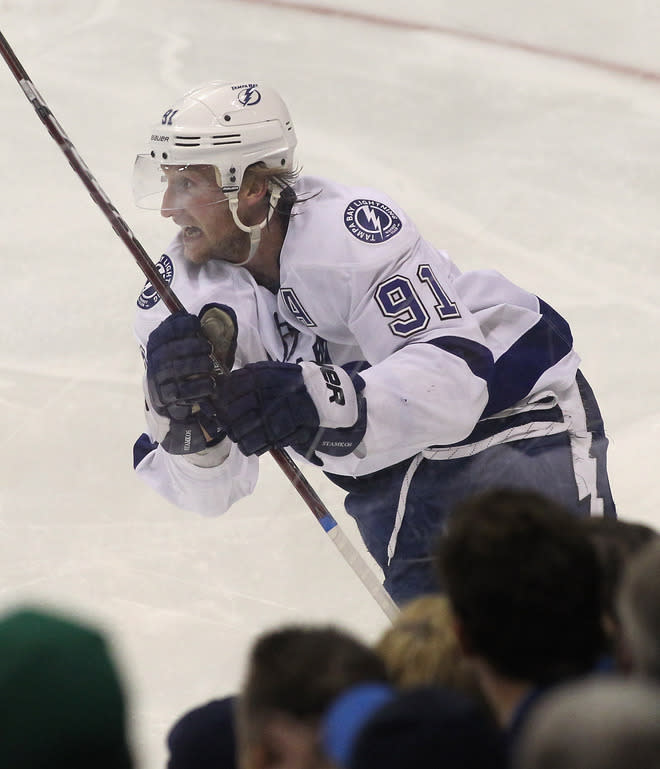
[
  {"left": 299, "top": 362, "right": 359, "bottom": 429},
  {"left": 293, "top": 363, "right": 367, "bottom": 459},
  {"left": 183, "top": 435, "right": 232, "bottom": 467}
]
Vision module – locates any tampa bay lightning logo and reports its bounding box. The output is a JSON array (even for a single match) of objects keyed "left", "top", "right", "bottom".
[
  {"left": 137, "top": 254, "right": 174, "bottom": 310},
  {"left": 344, "top": 199, "right": 402, "bottom": 243},
  {"left": 237, "top": 86, "right": 261, "bottom": 106}
]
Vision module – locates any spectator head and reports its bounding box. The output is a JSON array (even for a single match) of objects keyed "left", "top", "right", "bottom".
[
  {"left": 514, "top": 676, "right": 660, "bottom": 769},
  {"left": 374, "top": 594, "right": 490, "bottom": 715},
  {"left": 323, "top": 684, "right": 506, "bottom": 769},
  {"left": 580, "top": 517, "right": 657, "bottom": 650},
  {"left": 616, "top": 539, "right": 660, "bottom": 678},
  {"left": 433, "top": 488, "right": 603, "bottom": 685},
  {"left": 0, "top": 605, "right": 133, "bottom": 769},
  {"left": 237, "top": 624, "right": 389, "bottom": 769},
  {"left": 167, "top": 696, "right": 237, "bottom": 769}
]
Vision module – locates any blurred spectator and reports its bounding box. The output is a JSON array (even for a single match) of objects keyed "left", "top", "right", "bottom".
[
  {"left": 433, "top": 488, "right": 603, "bottom": 748},
  {"left": 166, "top": 695, "right": 237, "bottom": 769},
  {"left": 580, "top": 516, "right": 657, "bottom": 662},
  {"left": 323, "top": 684, "right": 505, "bottom": 769},
  {"left": 615, "top": 539, "right": 660, "bottom": 679},
  {"left": 0, "top": 605, "right": 134, "bottom": 769},
  {"left": 237, "top": 624, "right": 389, "bottom": 769},
  {"left": 513, "top": 676, "right": 660, "bottom": 769},
  {"left": 374, "top": 594, "right": 491, "bottom": 716}
]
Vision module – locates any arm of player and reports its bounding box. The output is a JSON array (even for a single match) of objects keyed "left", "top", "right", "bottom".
[
  {"left": 132, "top": 242, "right": 314, "bottom": 513},
  {"left": 194, "top": 341, "right": 490, "bottom": 474},
  {"left": 312, "top": 341, "right": 492, "bottom": 476}
]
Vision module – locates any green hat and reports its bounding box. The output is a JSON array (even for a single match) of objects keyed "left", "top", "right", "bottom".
[{"left": 0, "top": 606, "right": 133, "bottom": 769}]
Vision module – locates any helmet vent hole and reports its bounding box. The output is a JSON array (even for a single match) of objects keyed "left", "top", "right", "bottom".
[
  {"left": 173, "top": 135, "right": 201, "bottom": 147},
  {"left": 211, "top": 134, "right": 242, "bottom": 146}
]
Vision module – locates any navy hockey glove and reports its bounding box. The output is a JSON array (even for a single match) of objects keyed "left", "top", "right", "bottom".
[
  {"left": 145, "top": 304, "right": 238, "bottom": 452},
  {"left": 159, "top": 415, "right": 212, "bottom": 455},
  {"left": 214, "top": 361, "right": 367, "bottom": 460}
]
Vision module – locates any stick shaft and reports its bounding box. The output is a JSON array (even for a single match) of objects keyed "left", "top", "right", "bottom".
[
  {"left": 0, "top": 28, "right": 397, "bottom": 619},
  {"left": 0, "top": 29, "right": 182, "bottom": 314}
]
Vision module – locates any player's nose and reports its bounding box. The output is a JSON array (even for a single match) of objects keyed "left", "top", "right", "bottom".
[{"left": 160, "top": 183, "right": 181, "bottom": 218}]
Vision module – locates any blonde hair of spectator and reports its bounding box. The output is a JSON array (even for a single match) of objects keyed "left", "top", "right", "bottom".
[{"left": 375, "top": 594, "right": 489, "bottom": 712}]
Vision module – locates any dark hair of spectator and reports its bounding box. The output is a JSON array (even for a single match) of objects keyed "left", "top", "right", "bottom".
[
  {"left": 580, "top": 517, "right": 657, "bottom": 626},
  {"left": 434, "top": 488, "right": 604, "bottom": 684},
  {"left": 238, "top": 624, "right": 390, "bottom": 746}
]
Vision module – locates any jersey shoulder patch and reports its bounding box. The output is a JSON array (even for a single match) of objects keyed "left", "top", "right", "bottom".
[{"left": 343, "top": 198, "right": 402, "bottom": 243}]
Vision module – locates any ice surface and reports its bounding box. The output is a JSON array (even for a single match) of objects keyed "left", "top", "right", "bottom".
[{"left": 1, "top": 0, "right": 659, "bottom": 765}]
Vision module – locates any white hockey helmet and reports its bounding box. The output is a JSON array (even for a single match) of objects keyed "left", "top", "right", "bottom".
[{"left": 133, "top": 80, "right": 297, "bottom": 208}]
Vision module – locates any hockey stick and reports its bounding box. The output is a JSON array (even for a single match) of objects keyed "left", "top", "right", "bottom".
[{"left": 0, "top": 29, "right": 398, "bottom": 622}]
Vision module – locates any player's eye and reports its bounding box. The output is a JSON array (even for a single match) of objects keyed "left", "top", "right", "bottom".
[{"left": 173, "top": 176, "right": 194, "bottom": 193}]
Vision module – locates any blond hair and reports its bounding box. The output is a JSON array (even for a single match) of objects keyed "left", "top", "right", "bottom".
[{"left": 375, "top": 594, "right": 490, "bottom": 714}]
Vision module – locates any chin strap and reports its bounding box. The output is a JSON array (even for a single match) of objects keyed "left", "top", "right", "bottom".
[{"left": 227, "top": 185, "right": 282, "bottom": 266}]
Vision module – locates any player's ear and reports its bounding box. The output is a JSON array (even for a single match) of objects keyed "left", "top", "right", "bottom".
[
  {"left": 237, "top": 171, "right": 270, "bottom": 224},
  {"left": 240, "top": 170, "right": 269, "bottom": 202}
]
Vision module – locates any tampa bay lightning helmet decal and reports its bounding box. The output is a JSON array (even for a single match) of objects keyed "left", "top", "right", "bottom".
[
  {"left": 344, "top": 199, "right": 402, "bottom": 243},
  {"left": 236, "top": 85, "right": 262, "bottom": 106},
  {"left": 137, "top": 254, "right": 174, "bottom": 309}
]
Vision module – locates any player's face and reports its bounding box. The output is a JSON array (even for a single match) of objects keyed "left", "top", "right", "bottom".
[{"left": 160, "top": 165, "right": 248, "bottom": 265}]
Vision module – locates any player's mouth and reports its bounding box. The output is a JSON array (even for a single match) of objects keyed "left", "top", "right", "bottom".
[{"left": 182, "top": 225, "right": 203, "bottom": 240}]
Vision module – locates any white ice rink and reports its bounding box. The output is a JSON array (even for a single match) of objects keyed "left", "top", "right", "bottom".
[{"left": 1, "top": 0, "right": 659, "bottom": 764}]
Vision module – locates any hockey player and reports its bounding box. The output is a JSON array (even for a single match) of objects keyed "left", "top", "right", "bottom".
[{"left": 133, "top": 80, "right": 616, "bottom": 604}]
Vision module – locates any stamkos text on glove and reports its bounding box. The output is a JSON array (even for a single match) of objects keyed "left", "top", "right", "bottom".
[{"left": 321, "top": 440, "right": 353, "bottom": 448}]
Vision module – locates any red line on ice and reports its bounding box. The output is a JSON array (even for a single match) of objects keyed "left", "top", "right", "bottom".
[{"left": 241, "top": 0, "right": 660, "bottom": 84}]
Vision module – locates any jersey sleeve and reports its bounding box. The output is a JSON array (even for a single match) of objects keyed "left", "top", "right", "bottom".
[
  {"left": 134, "top": 438, "right": 259, "bottom": 516},
  {"left": 132, "top": 234, "right": 305, "bottom": 515}
]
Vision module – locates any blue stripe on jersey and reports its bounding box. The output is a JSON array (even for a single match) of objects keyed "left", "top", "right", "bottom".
[
  {"left": 133, "top": 432, "right": 158, "bottom": 469},
  {"left": 425, "top": 336, "right": 494, "bottom": 382},
  {"left": 482, "top": 298, "right": 574, "bottom": 418},
  {"left": 429, "top": 402, "right": 564, "bottom": 449}
]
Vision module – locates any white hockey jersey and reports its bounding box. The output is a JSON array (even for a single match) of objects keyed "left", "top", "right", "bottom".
[{"left": 134, "top": 177, "right": 587, "bottom": 516}]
